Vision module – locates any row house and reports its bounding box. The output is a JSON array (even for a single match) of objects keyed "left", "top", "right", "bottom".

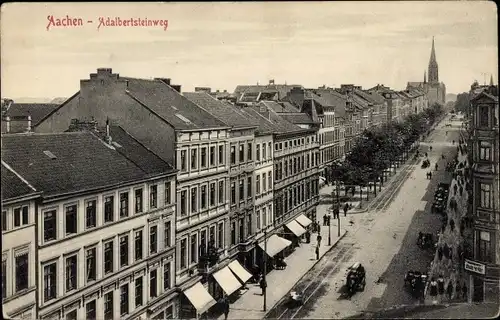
[
  {"left": 1, "top": 163, "right": 41, "bottom": 319},
  {"left": 1, "top": 103, "right": 59, "bottom": 134},
  {"left": 33, "top": 68, "right": 234, "bottom": 319},
  {"left": 1, "top": 128, "right": 178, "bottom": 320},
  {"left": 466, "top": 83, "right": 499, "bottom": 303},
  {"left": 352, "top": 90, "right": 388, "bottom": 128},
  {"left": 367, "top": 85, "right": 404, "bottom": 123},
  {"left": 233, "top": 80, "right": 303, "bottom": 106}
]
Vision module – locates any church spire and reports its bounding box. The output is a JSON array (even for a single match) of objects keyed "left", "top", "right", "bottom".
[
  {"left": 490, "top": 74, "right": 494, "bottom": 86},
  {"left": 428, "top": 36, "right": 439, "bottom": 83},
  {"left": 424, "top": 71, "right": 427, "bottom": 83}
]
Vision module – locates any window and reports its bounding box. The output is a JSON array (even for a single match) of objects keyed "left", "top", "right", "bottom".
[
  {"left": 284, "top": 160, "right": 289, "bottom": 176},
  {"left": 66, "top": 310, "right": 77, "bottom": 320},
  {"left": 44, "top": 210, "right": 57, "bottom": 242},
  {"left": 191, "top": 188, "right": 198, "bottom": 213},
  {"left": 65, "top": 204, "right": 77, "bottom": 235},
  {"left": 262, "top": 207, "right": 267, "bottom": 228},
  {"left": 150, "top": 185, "right": 158, "bottom": 209},
  {"left": 210, "top": 146, "right": 215, "bottom": 166},
  {"left": 163, "top": 262, "right": 171, "bottom": 290},
  {"left": 104, "top": 291, "right": 114, "bottom": 320},
  {"left": 268, "top": 172, "right": 272, "bottom": 190},
  {"left": 165, "top": 306, "right": 173, "bottom": 320},
  {"left": 201, "top": 185, "right": 207, "bottom": 209},
  {"left": 165, "top": 182, "right": 171, "bottom": 205},
  {"left": 247, "top": 213, "right": 252, "bottom": 236},
  {"left": 231, "top": 146, "right": 236, "bottom": 164},
  {"left": 201, "top": 147, "right": 207, "bottom": 168},
  {"left": 247, "top": 143, "right": 252, "bottom": 160},
  {"left": 120, "top": 192, "right": 129, "bottom": 218},
  {"left": 86, "top": 300, "right": 96, "bottom": 320},
  {"left": 239, "top": 218, "right": 244, "bottom": 242},
  {"left": 239, "top": 144, "right": 245, "bottom": 162},
  {"left": 247, "top": 177, "right": 252, "bottom": 198},
  {"left": 231, "top": 182, "right": 236, "bottom": 204},
  {"left": 256, "top": 209, "right": 261, "bottom": 230},
  {"left": 256, "top": 144, "right": 260, "bottom": 161},
  {"left": 43, "top": 262, "right": 57, "bottom": 302},
  {"left": 218, "top": 145, "right": 224, "bottom": 165},
  {"left": 164, "top": 221, "right": 171, "bottom": 248},
  {"left": 135, "top": 277, "right": 143, "bottom": 307},
  {"left": 200, "top": 230, "right": 207, "bottom": 255},
  {"left": 262, "top": 144, "right": 266, "bottom": 159},
  {"left": 479, "top": 106, "right": 489, "bottom": 127},
  {"left": 104, "top": 196, "right": 114, "bottom": 223},
  {"left": 480, "top": 183, "right": 492, "bottom": 209},
  {"left": 180, "top": 150, "right": 187, "bottom": 171},
  {"left": 479, "top": 141, "right": 492, "bottom": 161},
  {"left": 2, "top": 260, "right": 6, "bottom": 298},
  {"left": 218, "top": 181, "right": 224, "bottom": 203},
  {"left": 210, "top": 183, "right": 216, "bottom": 206},
  {"left": 190, "top": 234, "right": 197, "bottom": 263},
  {"left": 135, "top": 230, "right": 143, "bottom": 261},
  {"left": 65, "top": 255, "right": 77, "bottom": 292},
  {"left": 180, "top": 239, "right": 187, "bottom": 269},
  {"left": 239, "top": 179, "right": 244, "bottom": 201},
  {"left": 120, "top": 235, "right": 129, "bottom": 267},
  {"left": 478, "top": 231, "right": 492, "bottom": 262},
  {"left": 150, "top": 226, "right": 158, "bottom": 254},
  {"left": 268, "top": 142, "right": 272, "bottom": 158},
  {"left": 135, "top": 189, "right": 143, "bottom": 213},
  {"left": 262, "top": 173, "right": 267, "bottom": 192},
  {"left": 104, "top": 240, "right": 114, "bottom": 274},
  {"left": 180, "top": 190, "right": 187, "bottom": 216},
  {"left": 218, "top": 222, "right": 224, "bottom": 248},
  {"left": 191, "top": 149, "right": 198, "bottom": 169},
  {"left": 120, "top": 284, "right": 129, "bottom": 316},
  {"left": 231, "top": 221, "right": 236, "bottom": 245},
  {"left": 86, "top": 200, "right": 97, "bottom": 229},
  {"left": 2, "top": 210, "right": 6, "bottom": 231},
  {"left": 256, "top": 176, "right": 260, "bottom": 194},
  {"left": 14, "top": 206, "right": 28, "bottom": 227},
  {"left": 86, "top": 247, "right": 96, "bottom": 282}
]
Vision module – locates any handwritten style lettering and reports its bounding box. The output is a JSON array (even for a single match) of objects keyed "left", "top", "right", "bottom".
[
  {"left": 47, "top": 15, "right": 84, "bottom": 31},
  {"left": 97, "top": 17, "right": 169, "bottom": 31}
]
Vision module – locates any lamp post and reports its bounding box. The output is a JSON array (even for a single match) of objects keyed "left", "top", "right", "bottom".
[
  {"left": 336, "top": 181, "right": 341, "bottom": 237},
  {"left": 263, "top": 228, "right": 267, "bottom": 311}
]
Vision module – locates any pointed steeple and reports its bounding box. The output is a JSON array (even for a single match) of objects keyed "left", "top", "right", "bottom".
[
  {"left": 490, "top": 74, "right": 494, "bottom": 86},
  {"left": 428, "top": 37, "right": 439, "bottom": 83},
  {"left": 424, "top": 71, "right": 427, "bottom": 83}
]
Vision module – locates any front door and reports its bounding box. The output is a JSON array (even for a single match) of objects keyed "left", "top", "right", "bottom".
[{"left": 472, "top": 276, "right": 484, "bottom": 302}]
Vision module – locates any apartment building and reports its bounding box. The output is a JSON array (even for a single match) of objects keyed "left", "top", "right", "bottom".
[
  {"left": 1, "top": 129, "right": 178, "bottom": 320},
  {"left": 33, "top": 68, "right": 234, "bottom": 318},
  {"left": 1, "top": 163, "right": 41, "bottom": 319},
  {"left": 233, "top": 80, "right": 303, "bottom": 106},
  {"left": 466, "top": 83, "right": 499, "bottom": 303}
]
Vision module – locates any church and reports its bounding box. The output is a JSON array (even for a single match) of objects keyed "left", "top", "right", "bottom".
[{"left": 407, "top": 37, "right": 447, "bottom": 106}]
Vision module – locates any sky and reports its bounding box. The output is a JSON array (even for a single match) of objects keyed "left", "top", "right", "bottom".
[{"left": 1, "top": 1, "right": 497, "bottom": 100}]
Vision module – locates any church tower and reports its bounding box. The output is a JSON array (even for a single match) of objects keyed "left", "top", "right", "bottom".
[{"left": 428, "top": 37, "right": 439, "bottom": 84}]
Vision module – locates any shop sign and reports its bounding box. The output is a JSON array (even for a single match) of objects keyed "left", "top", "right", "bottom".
[{"left": 465, "top": 259, "right": 485, "bottom": 275}]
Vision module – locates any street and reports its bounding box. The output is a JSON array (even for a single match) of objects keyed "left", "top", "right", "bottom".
[{"left": 266, "top": 115, "right": 463, "bottom": 319}]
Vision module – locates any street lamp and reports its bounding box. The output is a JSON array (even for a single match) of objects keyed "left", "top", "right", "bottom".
[{"left": 263, "top": 228, "right": 267, "bottom": 311}]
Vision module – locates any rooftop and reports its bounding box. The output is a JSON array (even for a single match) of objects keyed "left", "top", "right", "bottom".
[
  {"left": 3, "top": 103, "right": 60, "bottom": 125},
  {"left": 1, "top": 162, "right": 39, "bottom": 201}
]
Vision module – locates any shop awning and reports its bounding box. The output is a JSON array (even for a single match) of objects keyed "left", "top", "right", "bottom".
[
  {"left": 296, "top": 214, "right": 312, "bottom": 228},
  {"left": 228, "top": 260, "right": 252, "bottom": 283},
  {"left": 258, "top": 234, "right": 291, "bottom": 258},
  {"left": 286, "top": 220, "right": 306, "bottom": 237},
  {"left": 212, "top": 267, "right": 242, "bottom": 296},
  {"left": 183, "top": 282, "right": 217, "bottom": 315}
]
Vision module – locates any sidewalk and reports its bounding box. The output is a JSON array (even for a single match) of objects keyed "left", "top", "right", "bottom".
[{"left": 219, "top": 226, "right": 348, "bottom": 320}]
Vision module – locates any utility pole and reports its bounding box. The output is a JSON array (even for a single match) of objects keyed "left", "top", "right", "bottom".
[
  {"left": 263, "top": 228, "right": 267, "bottom": 311},
  {"left": 337, "top": 181, "right": 341, "bottom": 237}
]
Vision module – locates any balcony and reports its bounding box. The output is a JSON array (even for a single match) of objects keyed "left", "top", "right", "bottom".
[{"left": 198, "top": 243, "right": 220, "bottom": 272}]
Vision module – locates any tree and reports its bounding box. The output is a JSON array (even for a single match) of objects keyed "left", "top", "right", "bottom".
[{"left": 454, "top": 92, "right": 470, "bottom": 114}]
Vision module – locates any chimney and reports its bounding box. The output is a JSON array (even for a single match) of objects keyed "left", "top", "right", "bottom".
[
  {"left": 269, "top": 79, "right": 275, "bottom": 85},
  {"left": 224, "top": 89, "right": 227, "bottom": 93},
  {"left": 5, "top": 116, "right": 10, "bottom": 133},
  {"left": 68, "top": 118, "right": 98, "bottom": 132},
  {"left": 105, "top": 118, "right": 112, "bottom": 144},
  {"left": 259, "top": 102, "right": 267, "bottom": 113},
  {"left": 155, "top": 78, "right": 172, "bottom": 85},
  {"left": 171, "top": 85, "right": 182, "bottom": 93},
  {"left": 26, "top": 115, "right": 32, "bottom": 132}
]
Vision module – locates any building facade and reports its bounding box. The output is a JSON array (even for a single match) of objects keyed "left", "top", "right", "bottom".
[{"left": 466, "top": 83, "right": 500, "bottom": 303}]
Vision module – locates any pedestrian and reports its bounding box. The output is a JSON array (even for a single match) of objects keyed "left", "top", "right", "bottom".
[
  {"left": 305, "top": 230, "right": 311, "bottom": 244},
  {"left": 259, "top": 277, "right": 267, "bottom": 296},
  {"left": 323, "top": 214, "right": 327, "bottom": 226},
  {"left": 221, "top": 296, "right": 230, "bottom": 320},
  {"left": 327, "top": 215, "right": 331, "bottom": 226},
  {"left": 315, "top": 245, "right": 320, "bottom": 260},
  {"left": 343, "top": 202, "right": 349, "bottom": 217},
  {"left": 435, "top": 163, "right": 438, "bottom": 171},
  {"left": 317, "top": 234, "right": 322, "bottom": 245},
  {"left": 317, "top": 223, "right": 321, "bottom": 234},
  {"left": 437, "top": 275, "right": 445, "bottom": 295},
  {"left": 430, "top": 277, "right": 438, "bottom": 297},
  {"left": 447, "top": 282, "right": 453, "bottom": 301},
  {"left": 429, "top": 171, "right": 432, "bottom": 179}
]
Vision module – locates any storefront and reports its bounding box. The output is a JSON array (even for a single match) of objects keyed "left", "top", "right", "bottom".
[
  {"left": 180, "top": 282, "right": 217, "bottom": 319},
  {"left": 465, "top": 259, "right": 500, "bottom": 303},
  {"left": 256, "top": 234, "right": 291, "bottom": 271},
  {"left": 284, "top": 219, "right": 307, "bottom": 248}
]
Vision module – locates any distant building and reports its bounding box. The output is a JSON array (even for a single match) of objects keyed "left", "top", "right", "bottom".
[
  {"left": 233, "top": 80, "right": 303, "bottom": 105},
  {"left": 407, "top": 37, "right": 446, "bottom": 106},
  {"left": 1, "top": 103, "right": 59, "bottom": 133}
]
